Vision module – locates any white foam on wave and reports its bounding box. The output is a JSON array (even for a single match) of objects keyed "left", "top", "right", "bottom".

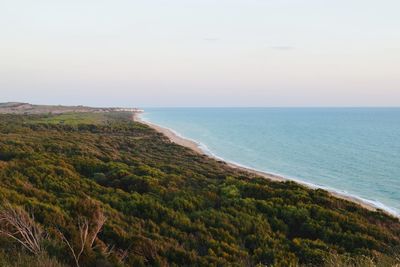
[{"left": 139, "top": 112, "right": 400, "bottom": 218}]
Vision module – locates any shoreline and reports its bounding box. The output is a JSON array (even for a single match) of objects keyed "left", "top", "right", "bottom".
[{"left": 133, "top": 112, "right": 398, "bottom": 217}]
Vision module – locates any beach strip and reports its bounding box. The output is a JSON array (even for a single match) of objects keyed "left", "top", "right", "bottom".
[{"left": 133, "top": 111, "right": 388, "bottom": 214}]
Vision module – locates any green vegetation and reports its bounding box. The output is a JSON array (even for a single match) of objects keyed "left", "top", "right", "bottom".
[
  {"left": 0, "top": 112, "right": 399, "bottom": 266},
  {"left": 30, "top": 111, "right": 131, "bottom": 125}
]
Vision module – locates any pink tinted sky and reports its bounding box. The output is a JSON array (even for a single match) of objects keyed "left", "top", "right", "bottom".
[{"left": 1, "top": 0, "right": 399, "bottom": 107}]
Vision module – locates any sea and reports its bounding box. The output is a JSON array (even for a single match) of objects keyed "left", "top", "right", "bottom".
[{"left": 141, "top": 108, "right": 400, "bottom": 217}]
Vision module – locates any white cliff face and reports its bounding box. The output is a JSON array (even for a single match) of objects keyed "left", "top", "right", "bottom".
[{"left": 114, "top": 108, "right": 143, "bottom": 112}]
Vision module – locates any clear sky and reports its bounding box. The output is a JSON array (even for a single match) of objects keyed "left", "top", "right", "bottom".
[{"left": 1, "top": 0, "right": 399, "bottom": 107}]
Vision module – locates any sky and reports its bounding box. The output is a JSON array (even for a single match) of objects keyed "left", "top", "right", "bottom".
[{"left": 0, "top": 0, "right": 399, "bottom": 107}]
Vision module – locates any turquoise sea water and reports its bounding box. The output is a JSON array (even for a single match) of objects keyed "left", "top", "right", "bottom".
[{"left": 141, "top": 108, "right": 400, "bottom": 216}]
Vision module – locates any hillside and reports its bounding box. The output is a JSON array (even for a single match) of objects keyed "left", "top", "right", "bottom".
[
  {"left": 0, "top": 102, "right": 140, "bottom": 115},
  {"left": 0, "top": 111, "right": 399, "bottom": 267}
]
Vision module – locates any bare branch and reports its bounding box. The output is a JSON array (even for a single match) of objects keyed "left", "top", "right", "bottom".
[
  {"left": 57, "top": 229, "right": 81, "bottom": 267},
  {"left": 57, "top": 210, "right": 106, "bottom": 267},
  {"left": 0, "top": 203, "right": 45, "bottom": 255},
  {"left": 88, "top": 211, "right": 106, "bottom": 248}
]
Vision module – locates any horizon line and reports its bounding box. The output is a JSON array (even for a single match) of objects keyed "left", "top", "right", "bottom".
[{"left": 2, "top": 101, "right": 400, "bottom": 109}]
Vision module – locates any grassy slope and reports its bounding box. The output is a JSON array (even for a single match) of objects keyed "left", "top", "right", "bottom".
[{"left": 0, "top": 112, "right": 399, "bottom": 267}]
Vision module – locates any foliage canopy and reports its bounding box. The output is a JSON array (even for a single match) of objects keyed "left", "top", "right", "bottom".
[{"left": 0, "top": 112, "right": 399, "bottom": 266}]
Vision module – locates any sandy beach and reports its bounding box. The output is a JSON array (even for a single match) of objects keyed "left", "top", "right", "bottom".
[{"left": 133, "top": 111, "right": 385, "bottom": 213}]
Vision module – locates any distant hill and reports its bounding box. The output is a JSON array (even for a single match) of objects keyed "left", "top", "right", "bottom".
[{"left": 0, "top": 102, "right": 141, "bottom": 115}]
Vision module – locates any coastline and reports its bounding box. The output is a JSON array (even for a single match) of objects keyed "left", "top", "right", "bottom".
[{"left": 133, "top": 111, "right": 397, "bottom": 216}]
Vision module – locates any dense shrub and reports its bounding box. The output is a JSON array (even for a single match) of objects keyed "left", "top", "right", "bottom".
[{"left": 0, "top": 113, "right": 399, "bottom": 266}]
